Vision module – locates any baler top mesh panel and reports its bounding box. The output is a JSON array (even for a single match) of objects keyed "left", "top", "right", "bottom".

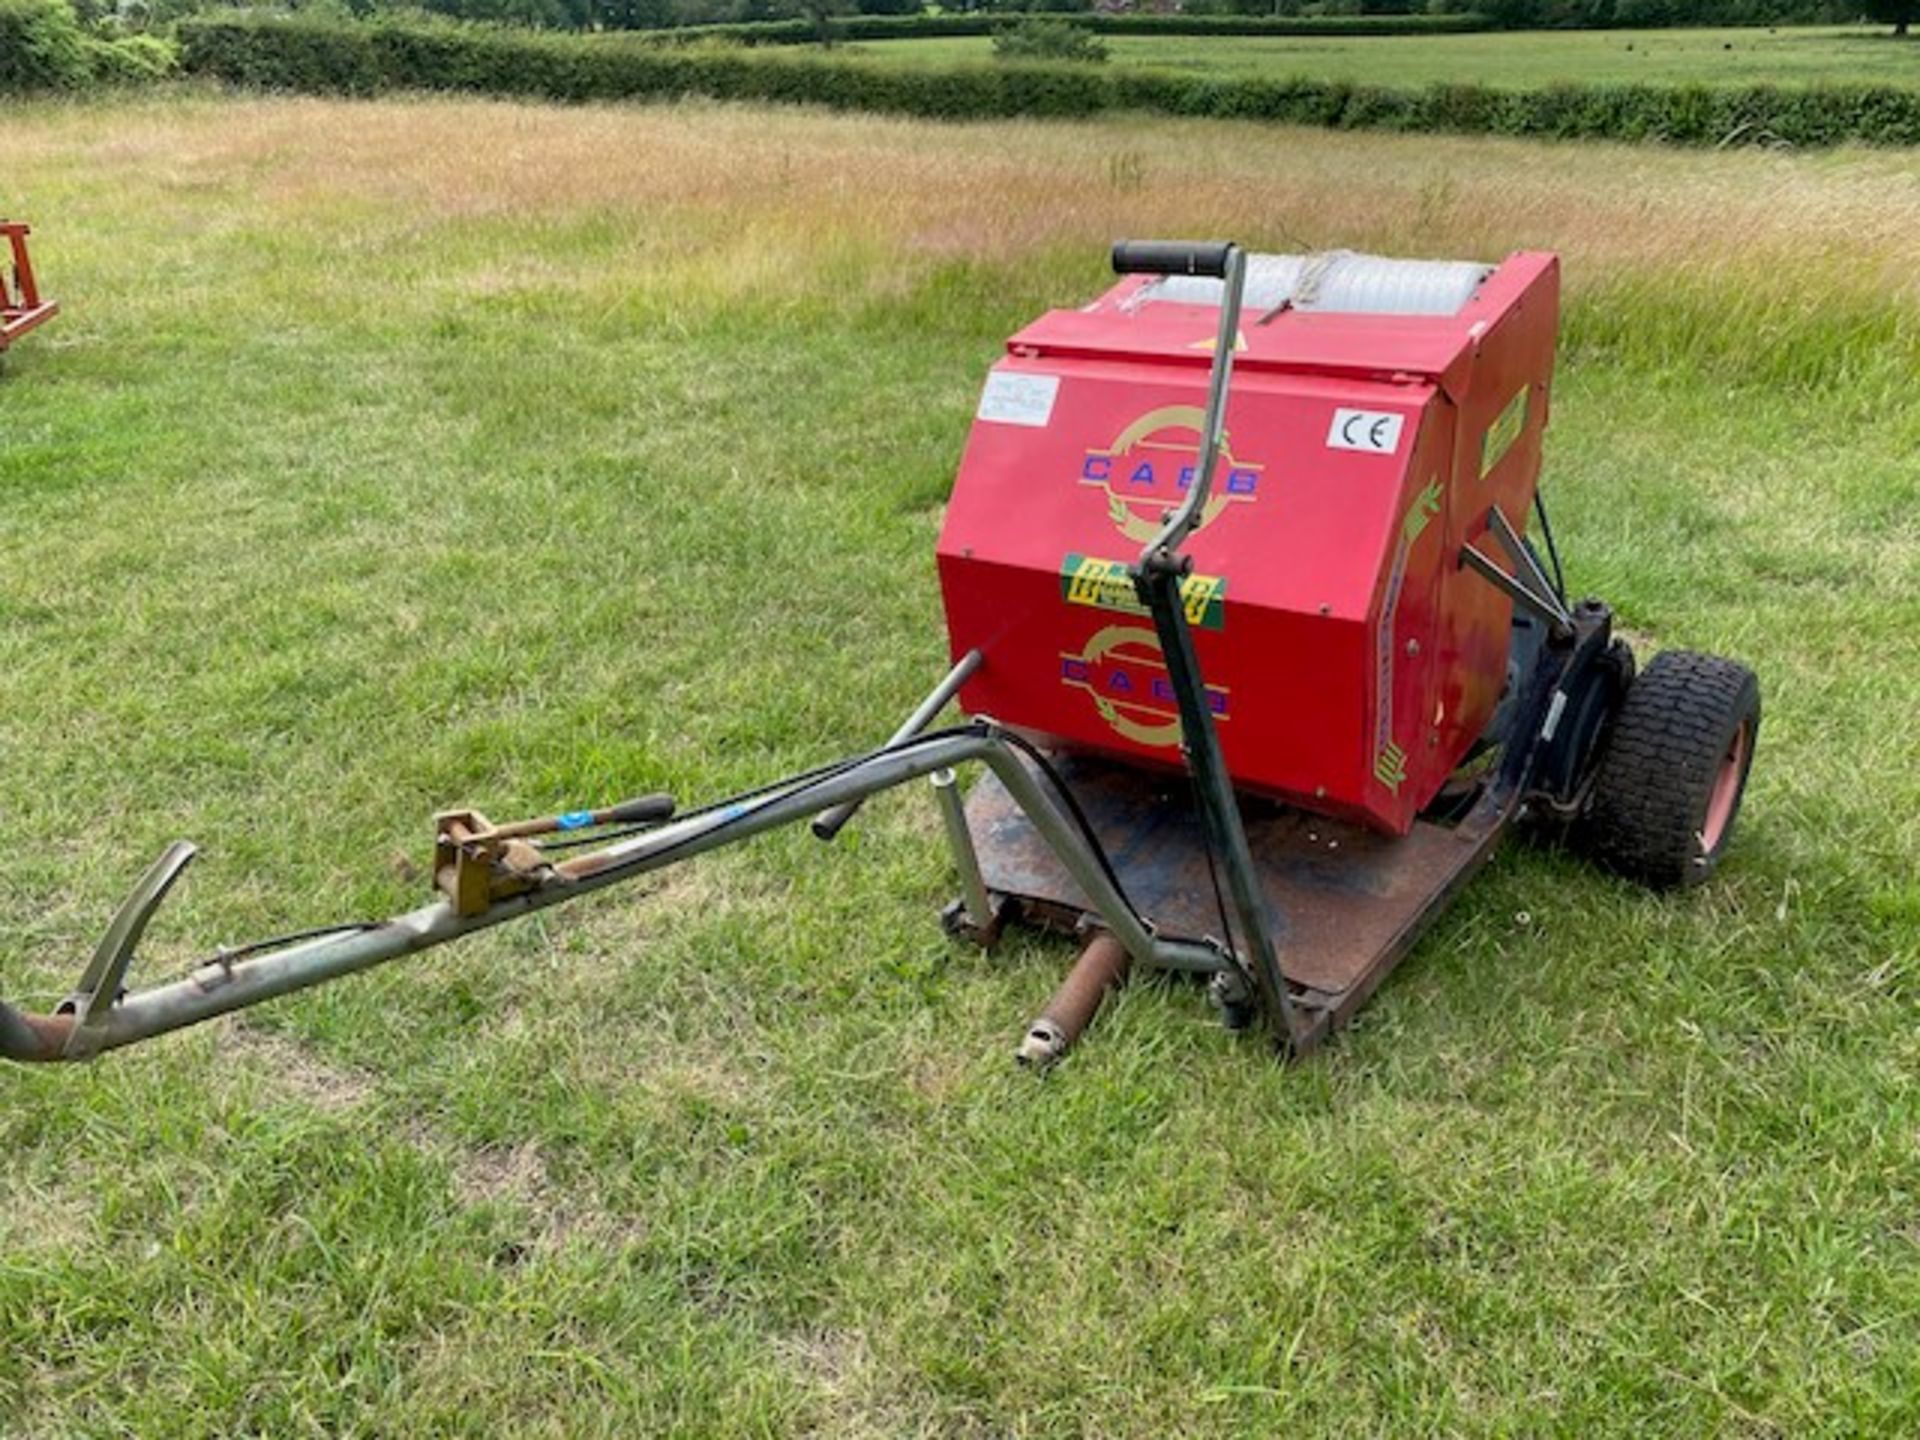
[{"left": 1148, "top": 251, "right": 1493, "bottom": 317}]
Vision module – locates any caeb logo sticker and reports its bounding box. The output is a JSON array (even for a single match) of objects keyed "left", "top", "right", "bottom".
[
  {"left": 1080, "top": 406, "right": 1262, "bottom": 544},
  {"left": 1059, "top": 553, "right": 1226, "bottom": 631},
  {"left": 1060, "top": 624, "right": 1229, "bottom": 748}
]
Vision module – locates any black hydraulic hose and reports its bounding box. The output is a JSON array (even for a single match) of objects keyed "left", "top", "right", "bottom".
[
  {"left": 536, "top": 757, "right": 850, "bottom": 852},
  {"left": 1189, "top": 768, "right": 1241, "bottom": 964},
  {"left": 209, "top": 922, "right": 383, "bottom": 965},
  {"left": 539, "top": 723, "right": 994, "bottom": 855},
  {"left": 993, "top": 730, "right": 1140, "bottom": 921},
  {"left": 152, "top": 922, "right": 387, "bottom": 996},
  {"left": 1534, "top": 489, "right": 1568, "bottom": 603},
  {"left": 578, "top": 724, "right": 1000, "bottom": 883},
  {"left": 557, "top": 722, "right": 1148, "bottom": 938}
]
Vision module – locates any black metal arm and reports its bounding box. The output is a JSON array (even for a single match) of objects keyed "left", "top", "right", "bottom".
[{"left": 1120, "top": 238, "right": 1302, "bottom": 1049}]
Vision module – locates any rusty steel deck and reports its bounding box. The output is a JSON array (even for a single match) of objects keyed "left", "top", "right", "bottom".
[{"left": 964, "top": 754, "right": 1507, "bottom": 1043}]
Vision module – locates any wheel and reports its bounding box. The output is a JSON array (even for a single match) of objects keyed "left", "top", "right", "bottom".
[{"left": 1579, "top": 650, "right": 1760, "bottom": 890}]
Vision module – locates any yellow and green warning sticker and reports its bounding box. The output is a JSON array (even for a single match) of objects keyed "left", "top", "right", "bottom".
[
  {"left": 1060, "top": 554, "right": 1226, "bottom": 630},
  {"left": 1374, "top": 741, "right": 1409, "bottom": 793},
  {"left": 1480, "top": 387, "right": 1530, "bottom": 479}
]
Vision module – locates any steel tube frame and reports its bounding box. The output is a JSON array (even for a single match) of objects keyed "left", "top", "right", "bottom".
[
  {"left": 811, "top": 649, "right": 981, "bottom": 840},
  {"left": 0, "top": 726, "right": 1222, "bottom": 1063},
  {"left": 930, "top": 768, "right": 992, "bottom": 933}
]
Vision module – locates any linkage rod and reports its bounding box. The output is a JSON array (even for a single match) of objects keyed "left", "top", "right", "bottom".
[{"left": 0, "top": 727, "right": 1220, "bottom": 1063}]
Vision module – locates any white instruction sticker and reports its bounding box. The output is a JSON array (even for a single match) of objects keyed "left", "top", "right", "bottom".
[
  {"left": 1327, "top": 408, "right": 1406, "bottom": 456},
  {"left": 976, "top": 371, "right": 1060, "bottom": 428}
]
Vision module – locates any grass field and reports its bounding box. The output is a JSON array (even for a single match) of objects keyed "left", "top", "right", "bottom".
[
  {"left": 2, "top": 93, "right": 1918, "bottom": 1435},
  {"left": 856, "top": 24, "right": 1920, "bottom": 89}
]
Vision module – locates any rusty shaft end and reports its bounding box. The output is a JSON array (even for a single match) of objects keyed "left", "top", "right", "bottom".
[
  {"left": 0, "top": 1001, "right": 77, "bottom": 1063},
  {"left": 1015, "top": 930, "right": 1131, "bottom": 1069}
]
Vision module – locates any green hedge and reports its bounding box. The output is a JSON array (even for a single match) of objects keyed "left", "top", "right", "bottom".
[
  {"left": 1464, "top": 1, "right": 1858, "bottom": 27},
  {"left": 0, "top": 0, "right": 179, "bottom": 92},
  {"left": 645, "top": 12, "right": 1492, "bottom": 45},
  {"left": 1, "top": 0, "right": 92, "bottom": 90},
  {"left": 178, "top": 13, "right": 1920, "bottom": 148},
  {"left": 84, "top": 33, "right": 180, "bottom": 84}
]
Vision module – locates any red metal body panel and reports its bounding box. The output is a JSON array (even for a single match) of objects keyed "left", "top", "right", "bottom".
[
  {"left": 0, "top": 222, "right": 58, "bottom": 351},
  {"left": 937, "top": 252, "right": 1560, "bottom": 835}
]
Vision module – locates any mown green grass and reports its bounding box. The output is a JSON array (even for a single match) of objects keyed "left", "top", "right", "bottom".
[
  {"left": 859, "top": 24, "right": 1920, "bottom": 89},
  {"left": 1, "top": 94, "right": 1917, "bottom": 1436}
]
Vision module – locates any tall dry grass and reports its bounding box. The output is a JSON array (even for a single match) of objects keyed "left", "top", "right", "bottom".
[{"left": 8, "top": 94, "right": 1918, "bottom": 394}]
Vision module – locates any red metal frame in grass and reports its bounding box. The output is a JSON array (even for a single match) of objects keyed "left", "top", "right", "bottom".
[{"left": 0, "top": 221, "right": 57, "bottom": 350}]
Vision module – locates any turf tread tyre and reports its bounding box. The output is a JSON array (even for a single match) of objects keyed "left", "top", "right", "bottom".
[{"left": 1581, "top": 650, "right": 1759, "bottom": 890}]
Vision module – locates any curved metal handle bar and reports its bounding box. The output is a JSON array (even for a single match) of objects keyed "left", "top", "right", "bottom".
[
  {"left": 1138, "top": 242, "right": 1245, "bottom": 574},
  {"left": 0, "top": 729, "right": 1224, "bottom": 1064}
]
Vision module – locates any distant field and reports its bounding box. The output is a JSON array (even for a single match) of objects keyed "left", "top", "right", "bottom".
[{"left": 856, "top": 25, "right": 1920, "bottom": 89}]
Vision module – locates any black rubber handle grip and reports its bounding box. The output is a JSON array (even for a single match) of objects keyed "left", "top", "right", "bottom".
[
  {"left": 1111, "top": 240, "right": 1234, "bottom": 279},
  {"left": 603, "top": 793, "right": 676, "bottom": 825}
]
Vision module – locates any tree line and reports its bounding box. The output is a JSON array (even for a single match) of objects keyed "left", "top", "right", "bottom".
[
  {"left": 359, "top": 0, "right": 1906, "bottom": 37},
  {"left": 31, "top": 0, "right": 1909, "bottom": 44},
  {"left": 1428, "top": 0, "right": 1880, "bottom": 27}
]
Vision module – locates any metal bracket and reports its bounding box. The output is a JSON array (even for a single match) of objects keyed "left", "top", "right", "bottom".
[
  {"left": 432, "top": 810, "right": 560, "bottom": 917},
  {"left": 59, "top": 841, "right": 197, "bottom": 1060},
  {"left": 1460, "top": 504, "right": 1574, "bottom": 638},
  {"left": 429, "top": 793, "right": 674, "bottom": 917},
  {"left": 940, "top": 894, "right": 1009, "bottom": 949}
]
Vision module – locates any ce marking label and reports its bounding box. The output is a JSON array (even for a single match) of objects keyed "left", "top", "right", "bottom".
[{"left": 1327, "top": 408, "right": 1406, "bottom": 456}]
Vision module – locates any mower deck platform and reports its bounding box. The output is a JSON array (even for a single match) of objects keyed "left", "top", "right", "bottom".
[{"left": 965, "top": 754, "right": 1505, "bottom": 1043}]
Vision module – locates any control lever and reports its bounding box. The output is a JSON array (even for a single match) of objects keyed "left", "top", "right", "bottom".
[{"left": 58, "top": 840, "right": 197, "bottom": 1059}]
